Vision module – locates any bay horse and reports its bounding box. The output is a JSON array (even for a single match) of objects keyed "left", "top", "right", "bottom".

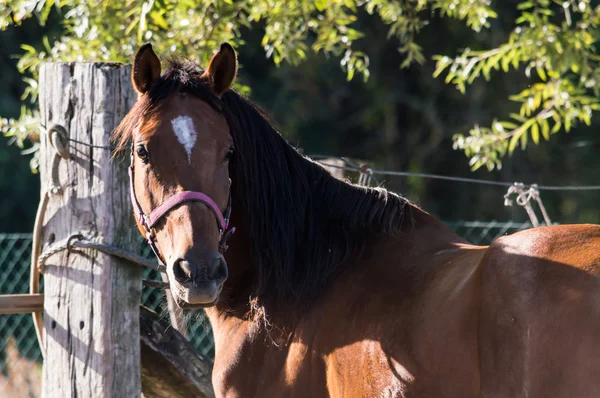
[{"left": 115, "top": 42, "right": 600, "bottom": 397}]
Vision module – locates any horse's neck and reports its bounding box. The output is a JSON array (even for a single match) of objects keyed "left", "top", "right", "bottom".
[
  {"left": 204, "top": 195, "right": 304, "bottom": 355},
  {"left": 205, "top": 202, "right": 466, "bottom": 335},
  {"left": 204, "top": 204, "right": 468, "bottom": 394}
]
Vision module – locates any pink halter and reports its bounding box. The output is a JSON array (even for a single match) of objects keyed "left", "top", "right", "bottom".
[{"left": 128, "top": 147, "right": 236, "bottom": 263}]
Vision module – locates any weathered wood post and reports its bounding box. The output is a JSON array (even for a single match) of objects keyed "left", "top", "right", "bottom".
[{"left": 38, "top": 62, "right": 141, "bottom": 397}]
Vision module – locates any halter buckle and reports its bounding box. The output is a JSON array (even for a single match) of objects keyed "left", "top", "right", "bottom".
[{"left": 218, "top": 227, "right": 236, "bottom": 253}]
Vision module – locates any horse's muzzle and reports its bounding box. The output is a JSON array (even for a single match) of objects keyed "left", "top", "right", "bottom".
[{"left": 168, "top": 254, "right": 228, "bottom": 307}]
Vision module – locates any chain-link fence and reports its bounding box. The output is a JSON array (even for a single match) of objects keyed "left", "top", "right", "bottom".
[
  {"left": 0, "top": 220, "right": 534, "bottom": 396},
  {"left": 0, "top": 235, "right": 215, "bottom": 397},
  {"left": 444, "top": 220, "right": 534, "bottom": 245},
  {"left": 0, "top": 234, "right": 41, "bottom": 398}
]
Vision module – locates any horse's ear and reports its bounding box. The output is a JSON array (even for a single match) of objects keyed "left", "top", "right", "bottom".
[
  {"left": 202, "top": 42, "right": 238, "bottom": 96},
  {"left": 132, "top": 43, "right": 161, "bottom": 95}
]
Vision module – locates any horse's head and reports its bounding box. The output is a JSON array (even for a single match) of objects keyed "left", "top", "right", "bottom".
[{"left": 123, "top": 43, "right": 238, "bottom": 308}]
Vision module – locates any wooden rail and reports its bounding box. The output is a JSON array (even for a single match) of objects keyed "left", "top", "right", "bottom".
[{"left": 0, "top": 294, "right": 43, "bottom": 314}]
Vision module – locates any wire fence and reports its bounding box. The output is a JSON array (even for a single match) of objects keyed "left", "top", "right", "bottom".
[
  {"left": 0, "top": 220, "right": 535, "bottom": 396},
  {"left": 311, "top": 154, "right": 600, "bottom": 191}
]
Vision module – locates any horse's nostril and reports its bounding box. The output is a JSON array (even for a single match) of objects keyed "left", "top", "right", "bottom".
[
  {"left": 172, "top": 255, "right": 227, "bottom": 285},
  {"left": 173, "top": 258, "right": 192, "bottom": 281},
  {"left": 208, "top": 255, "right": 228, "bottom": 284}
]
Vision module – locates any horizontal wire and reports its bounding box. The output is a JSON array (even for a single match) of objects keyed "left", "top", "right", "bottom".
[{"left": 313, "top": 156, "right": 600, "bottom": 191}]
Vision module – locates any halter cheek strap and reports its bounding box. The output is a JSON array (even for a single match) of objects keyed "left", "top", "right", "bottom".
[{"left": 128, "top": 149, "right": 236, "bottom": 263}]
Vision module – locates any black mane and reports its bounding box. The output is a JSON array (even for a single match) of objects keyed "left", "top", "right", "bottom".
[{"left": 115, "top": 57, "right": 412, "bottom": 309}]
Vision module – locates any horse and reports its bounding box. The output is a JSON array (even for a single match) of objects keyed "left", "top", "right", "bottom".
[{"left": 114, "top": 42, "right": 600, "bottom": 397}]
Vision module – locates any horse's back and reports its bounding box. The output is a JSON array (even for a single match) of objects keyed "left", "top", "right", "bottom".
[{"left": 478, "top": 224, "right": 600, "bottom": 397}]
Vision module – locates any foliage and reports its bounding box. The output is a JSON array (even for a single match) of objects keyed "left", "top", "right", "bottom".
[
  {"left": 0, "top": 0, "right": 494, "bottom": 169},
  {"left": 0, "top": 107, "right": 40, "bottom": 172},
  {"left": 436, "top": 0, "right": 600, "bottom": 170},
  {"left": 0, "top": 0, "right": 598, "bottom": 172}
]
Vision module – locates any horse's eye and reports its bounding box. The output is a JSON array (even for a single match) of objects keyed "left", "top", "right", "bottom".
[
  {"left": 224, "top": 146, "right": 234, "bottom": 162},
  {"left": 136, "top": 146, "right": 149, "bottom": 163}
]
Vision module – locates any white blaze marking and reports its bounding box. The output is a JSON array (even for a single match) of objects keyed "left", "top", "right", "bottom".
[{"left": 171, "top": 115, "right": 197, "bottom": 163}]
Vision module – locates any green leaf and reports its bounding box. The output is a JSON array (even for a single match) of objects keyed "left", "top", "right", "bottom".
[
  {"left": 533, "top": 92, "right": 542, "bottom": 111},
  {"left": 552, "top": 119, "right": 562, "bottom": 133},
  {"left": 511, "top": 50, "right": 520, "bottom": 69},
  {"left": 42, "top": 36, "right": 51, "bottom": 53},
  {"left": 482, "top": 63, "right": 491, "bottom": 80},
  {"left": 517, "top": 2, "right": 535, "bottom": 10},
  {"left": 541, "top": 118, "right": 550, "bottom": 140},
  {"left": 501, "top": 54, "right": 511, "bottom": 72},
  {"left": 346, "top": 28, "right": 364, "bottom": 41},
  {"left": 467, "top": 62, "right": 484, "bottom": 84},
  {"left": 520, "top": 128, "right": 528, "bottom": 149},
  {"left": 150, "top": 12, "right": 169, "bottom": 30},
  {"left": 40, "top": 0, "right": 57, "bottom": 24},
  {"left": 509, "top": 113, "right": 527, "bottom": 123},
  {"left": 125, "top": 19, "right": 138, "bottom": 35},
  {"left": 581, "top": 110, "right": 592, "bottom": 126},
  {"left": 433, "top": 61, "right": 449, "bottom": 78},
  {"left": 508, "top": 134, "right": 519, "bottom": 154},
  {"left": 536, "top": 67, "right": 547, "bottom": 81},
  {"left": 500, "top": 121, "right": 519, "bottom": 129},
  {"left": 470, "top": 159, "right": 484, "bottom": 171},
  {"left": 362, "top": 68, "right": 370, "bottom": 82},
  {"left": 20, "top": 44, "right": 36, "bottom": 53},
  {"left": 346, "top": 67, "right": 355, "bottom": 81},
  {"left": 531, "top": 121, "right": 539, "bottom": 144}
]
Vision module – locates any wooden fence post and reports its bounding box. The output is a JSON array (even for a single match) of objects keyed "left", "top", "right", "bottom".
[{"left": 38, "top": 62, "right": 141, "bottom": 397}]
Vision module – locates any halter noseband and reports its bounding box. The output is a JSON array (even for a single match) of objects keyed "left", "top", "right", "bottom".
[{"left": 128, "top": 147, "right": 236, "bottom": 264}]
